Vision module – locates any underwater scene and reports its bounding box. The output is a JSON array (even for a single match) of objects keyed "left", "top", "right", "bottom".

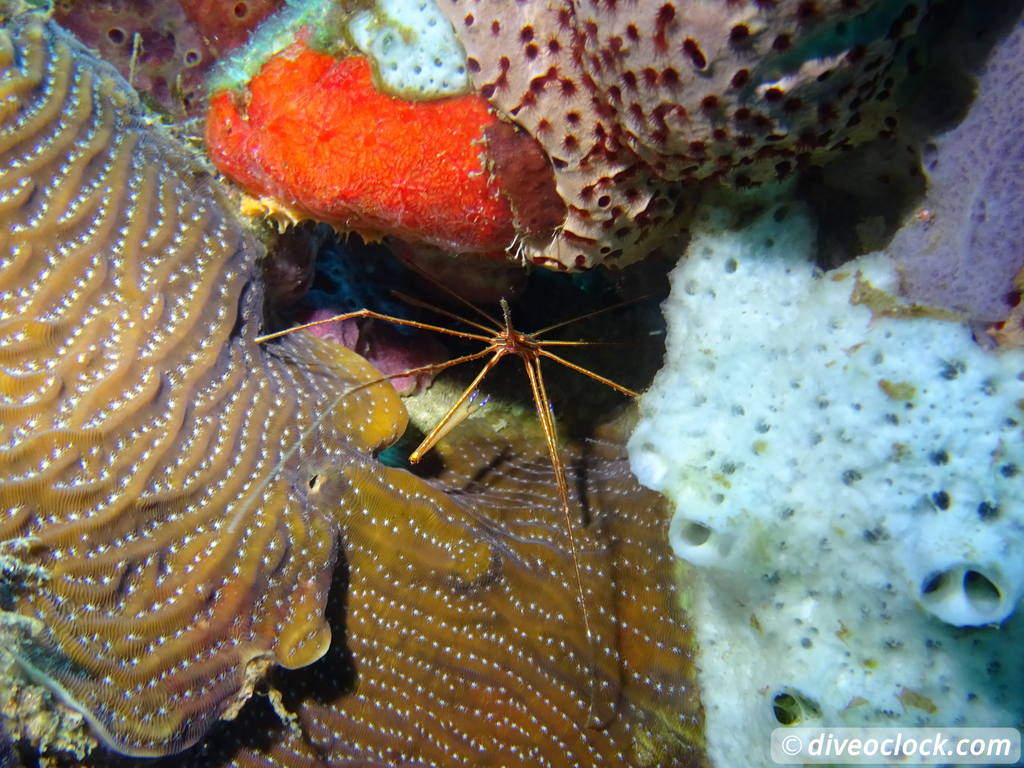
[{"left": 0, "top": 1, "right": 1021, "bottom": 766}]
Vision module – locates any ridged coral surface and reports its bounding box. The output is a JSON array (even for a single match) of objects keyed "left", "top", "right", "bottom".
[
  {"left": 227, "top": 422, "right": 704, "bottom": 768},
  {"left": 0, "top": 13, "right": 406, "bottom": 755},
  {"left": 0, "top": 10, "right": 704, "bottom": 765},
  {"left": 438, "top": 0, "right": 929, "bottom": 269}
]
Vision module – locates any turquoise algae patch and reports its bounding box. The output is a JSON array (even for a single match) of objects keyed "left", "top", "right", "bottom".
[
  {"left": 208, "top": 0, "right": 469, "bottom": 101},
  {"left": 207, "top": 0, "right": 343, "bottom": 92}
]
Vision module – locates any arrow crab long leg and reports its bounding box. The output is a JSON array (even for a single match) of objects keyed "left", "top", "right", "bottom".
[{"left": 259, "top": 284, "right": 640, "bottom": 727}]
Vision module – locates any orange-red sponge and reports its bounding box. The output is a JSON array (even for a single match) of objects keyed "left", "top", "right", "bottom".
[{"left": 206, "top": 44, "right": 516, "bottom": 253}]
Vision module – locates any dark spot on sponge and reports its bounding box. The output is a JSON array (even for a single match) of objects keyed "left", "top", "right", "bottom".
[{"left": 977, "top": 501, "right": 1000, "bottom": 520}]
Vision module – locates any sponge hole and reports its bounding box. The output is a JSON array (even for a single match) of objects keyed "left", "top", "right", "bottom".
[
  {"left": 920, "top": 570, "right": 949, "bottom": 595},
  {"left": 919, "top": 564, "right": 1008, "bottom": 626},
  {"left": 679, "top": 520, "right": 712, "bottom": 546},
  {"left": 772, "top": 690, "right": 821, "bottom": 725},
  {"left": 964, "top": 569, "right": 1001, "bottom": 611},
  {"left": 669, "top": 516, "right": 733, "bottom": 566}
]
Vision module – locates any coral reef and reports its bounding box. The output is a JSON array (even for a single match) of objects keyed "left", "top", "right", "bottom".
[
  {"left": 629, "top": 202, "right": 1024, "bottom": 768},
  {"left": 52, "top": 0, "right": 282, "bottom": 120},
  {"left": 0, "top": 8, "right": 703, "bottom": 766},
  {"left": 206, "top": 0, "right": 466, "bottom": 100},
  {"left": 299, "top": 308, "right": 447, "bottom": 395},
  {"left": 885, "top": 11, "right": 1024, "bottom": 325},
  {"left": 179, "top": 0, "right": 283, "bottom": 56},
  {"left": 344, "top": 0, "right": 471, "bottom": 100},
  {"left": 267, "top": 233, "right": 460, "bottom": 396},
  {"left": 991, "top": 266, "right": 1024, "bottom": 348},
  {"left": 439, "top": 0, "right": 931, "bottom": 269},
  {"left": 390, "top": 241, "right": 531, "bottom": 304},
  {"left": 53, "top": 0, "right": 212, "bottom": 117},
  {"left": 206, "top": 46, "right": 517, "bottom": 252},
  {"left": 261, "top": 224, "right": 321, "bottom": 310},
  {"left": 0, "top": 619, "right": 96, "bottom": 764}
]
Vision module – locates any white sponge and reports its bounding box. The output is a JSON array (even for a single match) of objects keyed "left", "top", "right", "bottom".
[
  {"left": 630, "top": 204, "right": 1024, "bottom": 626},
  {"left": 346, "top": 0, "right": 470, "bottom": 100},
  {"left": 628, "top": 203, "right": 1024, "bottom": 768}
]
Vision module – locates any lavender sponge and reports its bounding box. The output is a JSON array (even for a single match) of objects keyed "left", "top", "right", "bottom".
[{"left": 891, "top": 16, "right": 1024, "bottom": 324}]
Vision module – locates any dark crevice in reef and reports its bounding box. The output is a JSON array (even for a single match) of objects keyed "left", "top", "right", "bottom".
[{"left": 267, "top": 224, "right": 671, "bottom": 450}]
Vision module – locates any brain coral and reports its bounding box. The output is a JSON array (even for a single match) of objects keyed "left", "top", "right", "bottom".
[
  {"left": 0, "top": 9, "right": 703, "bottom": 764},
  {"left": 439, "top": 0, "right": 931, "bottom": 269},
  {"left": 0, "top": 11, "right": 404, "bottom": 755}
]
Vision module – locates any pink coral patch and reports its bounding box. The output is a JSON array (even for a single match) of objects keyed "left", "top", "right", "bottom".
[{"left": 302, "top": 308, "right": 447, "bottom": 395}]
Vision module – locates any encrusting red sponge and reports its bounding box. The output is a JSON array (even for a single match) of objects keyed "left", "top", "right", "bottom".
[{"left": 206, "top": 43, "right": 517, "bottom": 253}]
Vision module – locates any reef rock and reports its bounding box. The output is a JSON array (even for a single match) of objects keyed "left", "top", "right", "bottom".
[{"left": 629, "top": 202, "right": 1024, "bottom": 768}]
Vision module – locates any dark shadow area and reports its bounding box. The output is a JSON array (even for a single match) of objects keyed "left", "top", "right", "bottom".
[{"left": 264, "top": 225, "right": 671, "bottom": 457}]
